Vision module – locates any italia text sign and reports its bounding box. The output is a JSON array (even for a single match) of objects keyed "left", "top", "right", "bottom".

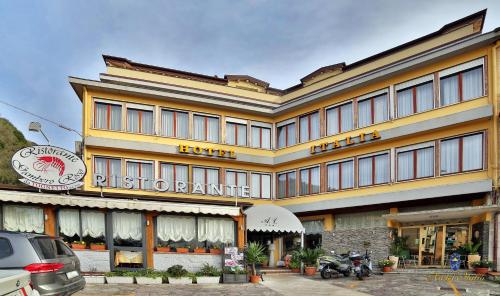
[{"left": 310, "top": 130, "right": 381, "bottom": 154}]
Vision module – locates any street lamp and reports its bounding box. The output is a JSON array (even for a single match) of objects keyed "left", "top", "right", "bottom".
[{"left": 28, "top": 121, "right": 50, "bottom": 145}]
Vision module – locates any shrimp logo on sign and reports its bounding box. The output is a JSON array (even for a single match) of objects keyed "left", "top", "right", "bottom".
[{"left": 11, "top": 145, "right": 86, "bottom": 191}]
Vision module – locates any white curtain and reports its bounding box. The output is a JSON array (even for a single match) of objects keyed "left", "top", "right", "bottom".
[
  {"left": 161, "top": 164, "right": 188, "bottom": 192},
  {"left": 261, "top": 174, "right": 271, "bottom": 199},
  {"left": 311, "top": 167, "right": 320, "bottom": 194},
  {"left": 417, "top": 147, "right": 434, "bottom": 178},
  {"left": 397, "top": 88, "right": 413, "bottom": 118},
  {"left": 416, "top": 82, "right": 434, "bottom": 112},
  {"left": 277, "top": 126, "right": 286, "bottom": 148},
  {"left": 278, "top": 173, "right": 287, "bottom": 198},
  {"left": 157, "top": 215, "right": 196, "bottom": 242},
  {"left": 462, "top": 67, "right": 483, "bottom": 101},
  {"left": 176, "top": 112, "right": 189, "bottom": 138},
  {"left": 141, "top": 111, "right": 154, "bottom": 135},
  {"left": 261, "top": 127, "right": 271, "bottom": 149},
  {"left": 3, "top": 205, "right": 44, "bottom": 233},
  {"left": 81, "top": 211, "right": 105, "bottom": 238},
  {"left": 341, "top": 161, "right": 354, "bottom": 189},
  {"left": 237, "top": 124, "right": 247, "bottom": 146},
  {"left": 250, "top": 174, "right": 271, "bottom": 199},
  {"left": 226, "top": 171, "right": 236, "bottom": 196},
  {"left": 463, "top": 134, "right": 483, "bottom": 171},
  {"left": 127, "top": 109, "right": 140, "bottom": 133},
  {"left": 335, "top": 211, "right": 386, "bottom": 230},
  {"left": 142, "top": 163, "right": 153, "bottom": 190},
  {"left": 310, "top": 112, "right": 320, "bottom": 140},
  {"left": 127, "top": 162, "right": 140, "bottom": 189},
  {"left": 340, "top": 103, "right": 353, "bottom": 132},
  {"left": 207, "top": 117, "right": 219, "bottom": 142},
  {"left": 299, "top": 116, "right": 309, "bottom": 143},
  {"left": 110, "top": 105, "right": 122, "bottom": 131},
  {"left": 375, "top": 154, "right": 389, "bottom": 184},
  {"left": 397, "top": 151, "right": 413, "bottom": 181},
  {"left": 358, "top": 99, "right": 371, "bottom": 128},
  {"left": 161, "top": 110, "right": 175, "bottom": 137},
  {"left": 288, "top": 124, "right": 296, "bottom": 146},
  {"left": 95, "top": 103, "right": 107, "bottom": 129},
  {"left": 440, "top": 75, "right": 459, "bottom": 106},
  {"left": 58, "top": 209, "right": 80, "bottom": 237},
  {"left": 193, "top": 115, "right": 204, "bottom": 140},
  {"left": 112, "top": 212, "right": 142, "bottom": 241},
  {"left": 95, "top": 158, "right": 121, "bottom": 187},
  {"left": 440, "top": 138, "right": 459, "bottom": 174},
  {"left": 162, "top": 110, "right": 188, "bottom": 138},
  {"left": 303, "top": 220, "right": 324, "bottom": 235},
  {"left": 193, "top": 167, "right": 204, "bottom": 186},
  {"left": 226, "top": 123, "right": 236, "bottom": 145},
  {"left": 326, "top": 108, "right": 339, "bottom": 135},
  {"left": 373, "top": 95, "right": 388, "bottom": 123},
  {"left": 327, "top": 163, "right": 339, "bottom": 191},
  {"left": 358, "top": 157, "right": 372, "bottom": 186},
  {"left": 94, "top": 157, "right": 107, "bottom": 185},
  {"left": 206, "top": 168, "right": 219, "bottom": 195},
  {"left": 288, "top": 172, "right": 296, "bottom": 196},
  {"left": 299, "top": 169, "right": 309, "bottom": 195},
  {"left": 198, "top": 217, "right": 234, "bottom": 244}
]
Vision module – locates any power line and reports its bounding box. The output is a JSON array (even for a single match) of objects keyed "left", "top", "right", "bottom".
[{"left": 0, "top": 99, "right": 82, "bottom": 137}]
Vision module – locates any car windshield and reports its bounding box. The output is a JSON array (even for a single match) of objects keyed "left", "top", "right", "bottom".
[{"left": 32, "top": 237, "right": 74, "bottom": 259}]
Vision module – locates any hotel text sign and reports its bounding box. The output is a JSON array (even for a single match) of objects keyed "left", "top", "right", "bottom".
[
  {"left": 310, "top": 131, "right": 381, "bottom": 154},
  {"left": 178, "top": 145, "right": 236, "bottom": 159}
]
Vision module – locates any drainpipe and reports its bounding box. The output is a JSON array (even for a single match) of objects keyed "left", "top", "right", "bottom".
[{"left": 492, "top": 41, "right": 500, "bottom": 271}]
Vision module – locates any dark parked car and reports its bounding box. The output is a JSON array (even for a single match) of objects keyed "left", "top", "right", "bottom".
[{"left": 0, "top": 231, "right": 85, "bottom": 295}]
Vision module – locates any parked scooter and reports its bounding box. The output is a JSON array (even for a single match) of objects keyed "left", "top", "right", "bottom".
[
  {"left": 349, "top": 250, "right": 373, "bottom": 280},
  {"left": 318, "top": 251, "right": 352, "bottom": 279}
]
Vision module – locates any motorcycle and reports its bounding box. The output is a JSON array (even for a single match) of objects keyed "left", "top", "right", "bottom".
[
  {"left": 349, "top": 250, "right": 373, "bottom": 280},
  {"left": 318, "top": 251, "right": 352, "bottom": 279}
]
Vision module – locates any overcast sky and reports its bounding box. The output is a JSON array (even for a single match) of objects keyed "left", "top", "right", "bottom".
[{"left": 1, "top": 0, "right": 499, "bottom": 150}]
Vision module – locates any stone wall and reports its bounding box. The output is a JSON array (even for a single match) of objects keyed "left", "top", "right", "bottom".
[
  {"left": 153, "top": 253, "right": 222, "bottom": 272},
  {"left": 472, "top": 222, "right": 489, "bottom": 260},
  {"left": 73, "top": 250, "right": 110, "bottom": 272}
]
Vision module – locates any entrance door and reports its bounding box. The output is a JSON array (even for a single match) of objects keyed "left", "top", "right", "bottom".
[
  {"left": 420, "top": 226, "right": 444, "bottom": 266},
  {"left": 400, "top": 228, "right": 419, "bottom": 265},
  {"left": 108, "top": 211, "right": 146, "bottom": 270}
]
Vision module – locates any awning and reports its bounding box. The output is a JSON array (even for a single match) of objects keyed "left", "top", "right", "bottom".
[
  {"left": 0, "top": 189, "right": 240, "bottom": 216},
  {"left": 245, "top": 204, "right": 304, "bottom": 233},
  {"left": 383, "top": 205, "right": 500, "bottom": 223}
]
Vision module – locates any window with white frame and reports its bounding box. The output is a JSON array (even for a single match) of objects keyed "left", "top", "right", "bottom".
[
  {"left": 440, "top": 60, "right": 484, "bottom": 106},
  {"left": 299, "top": 112, "right": 320, "bottom": 143},
  {"left": 2, "top": 205, "right": 44, "bottom": 234},
  {"left": 193, "top": 114, "right": 219, "bottom": 142},
  {"left": 126, "top": 106, "right": 154, "bottom": 135},
  {"left": 397, "top": 145, "right": 434, "bottom": 181},
  {"left": 250, "top": 173, "right": 271, "bottom": 199},
  {"left": 193, "top": 167, "right": 220, "bottom": 195},
  {"left": 440, "top": 133, "right": 483, "bottom": 175},
  {"left": 251, "top": 124, "right": 271, "bottom": 149},
  {"left": 225, "top": 170, "right": 247, "bottom": 197},
  {"left": 326, "top": 102, "right": 353, "bottom": 135},
  {"left": 161, "top": 109, "right": 189, "bottom": 138},
  {"left": 397, "top": 81, "right": 434, "bottom": 117},
  {"left": 58, "top": 209, "right": 106, "bottom": 244},
  {"left": 159, "top": 163, "right": 188, "bottom": 192},
  {"left": 94, "top": 157, "right": 122, "bottom": 187},
  {"left": 357, "top": 93, "right": 388, "bottom": 128},
  {"left": 94, "top": 101, "right": 122, "bottom": 131},
  {"left": 277, "top": 120, "right": 296, "bottom": 148},
  {"left": 327, "top": 159, "right": 354, "bottom": 191},
  {"left": 226, "top": 121, "right": 247, "bottom": 146},
  {"left": 358, "top": 152, "right": 390, "bottom": 186},
  {"left": 277, "top": 171, "right": 296, "bottom": 198},
  {"left": 299, "top": 166, "right": 320, "bottom": 195},
  {"left": 126, "top": 160, "right": 154, "bottom": 190}
]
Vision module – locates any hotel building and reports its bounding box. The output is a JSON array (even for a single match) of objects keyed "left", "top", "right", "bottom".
[{"left": 1, "top": 10, "right": 500, "bottom": 271}]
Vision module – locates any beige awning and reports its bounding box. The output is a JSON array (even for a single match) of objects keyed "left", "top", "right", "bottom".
[
  {"left": 383, "top": 205, "right": 500, "bottom": 223},
  {"left": 0, "top": 189, "right": 240, "bottom": 216}
]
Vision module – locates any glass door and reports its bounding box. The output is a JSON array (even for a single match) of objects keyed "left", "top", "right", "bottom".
[
  {"left": 400, "top": 228, "right": 419, "bottom": 265},
  {"left": 108, "top": 211, "right": 146, "bottom": 270},
  {"left": 420, "top": 226, "right": 444, "bottom": 266},
  {"left": 445, "top": 224, "right": 469, "bottom": 266}
]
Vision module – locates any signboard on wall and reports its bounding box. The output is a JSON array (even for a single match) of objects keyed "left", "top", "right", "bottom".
[
  {"left": 224, "top": 247, "right": 244, "bottom": 270},
  {"left": 11, "top": 145, "right": 86, "bottom": 191}
]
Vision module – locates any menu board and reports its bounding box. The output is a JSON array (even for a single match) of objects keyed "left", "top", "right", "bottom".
[{"left": 223, "top": 247, "right": 245, "bottom": 270}]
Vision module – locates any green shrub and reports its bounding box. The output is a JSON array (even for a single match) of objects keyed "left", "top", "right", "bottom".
[
  {"left": 104, "top": 270, "right": 136, "bottom": 277},
  {"left": 135, "top": 269, "right": 163, "bottom": 278},
  {"left": 167, "top": 265, "right": 189, "bottom": 278},
  {"left": 195, "top": 263, "right": 221, "bottom": 277},
  {"left": 301, "top": 248, "right": 324, "bottom": 267},
  {"left": 378, "top": 260, "right": 393, "bottom": 268},
  {"left": 471, "top": 260, "right": 493, "bottom": 268}
]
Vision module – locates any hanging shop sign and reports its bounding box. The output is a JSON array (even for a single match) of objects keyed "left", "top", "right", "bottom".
[
  {"left": 178, "top": 145, "right": 236, "bottom": 159},
  {"left": 11, "top": 145, "right": 87, "bottom": 191},
  {"left": 310, "top": 130, "right": 381, "bottom": 154}
]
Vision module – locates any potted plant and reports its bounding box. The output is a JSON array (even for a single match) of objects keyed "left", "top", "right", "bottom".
[
  {"left": 289, "top": 259, "right": 301, "bottom": 273},
  {"left": 71, "top": 241, "right": 86, "bottom": 250},
  {"left": 175, "top": 244, "right": 189, "bottom": 254},
  {"left": 389, "top": 235, "right": 408, "bottom": 270},
  {"left": 167, "top": 265, "right": 193, "bottom": 284},
  {"left": 156, "top": 243, "right": 171, "bottom": 253},
  {"left": 193, "top": 243, "right": 206, "bottom": 254},
  {"left": 104, "top": 270, "right": 135, "bottom": 284},
  {"left": 90, "top": 242, "right": 106, "bottom": 251},
  {"left": 301, "top": 248, "right": 324, "bottom": 276},
  {"left": 195, "top": 263, "right": 221, "bottom": 284},
  {"left": 83, "top": 267, "right": 105, "bottom": 284},
  {"left": 379, "top": 260, "right": 393, "bottom": 273},
  {"left": 244, "top": 242, "right": 267, "bottom": 283},
  {"left": 471, "top": 260, "right": 492, "bottom": 275},
  {"left": 461, "top": 242, "right": 482, "bottom": 269},
  {"left": 222, "top": 267, "right": 248, "bottom": 283},
  {"left": 135, "top": 269, "right": 163, "bottom": 284},
  {"left": 209, "top": 244, "right": 222, "bottom": 255}
]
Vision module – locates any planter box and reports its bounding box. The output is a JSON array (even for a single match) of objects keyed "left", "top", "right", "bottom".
[
  {"left": 105, "top": 276, "right": 134, "bottom": 284},
  {"left": 168, "top": 277, "right": 193, "bottom": 284},
  {"left": 194, "top": 248, "right": 206, "bottom": 254},
  {"left": 223, "top": 273, "right": 248, "bottom": 283},
  {"left": 136, "top": 277, "right": 163, "bottom": 285},
  {"left": 176, "top": 248, "right": 189, "bottom": 254},
  {"left": 474, "top": 267, "right": 489, "bottom": 275},
  {"left": 84, "top": 275, "right": 105, "bottom": 284},
  {"left": 71, "top": 244, "right": 86, "bottom": 250},
  {"left": 209, "top": 249, "right": 222, "bottom": 255},
  {"left": 90, "top": 244, "right": 106, "bottom": 251},
  {"left": 196, "top": 276, "right": 220, "bottom": 284},
  {"left": 156, "top": 247, "right": 171, "bottom": 252},
  {"left": 468, "top": 255, "right": 481, "bottom": 269}
]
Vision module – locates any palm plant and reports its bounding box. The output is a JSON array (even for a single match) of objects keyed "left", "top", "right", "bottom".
[
  {"left": 301, "top": 248, "right": 324, "bottom": 267},
  {"left": 244, "top": 242, "right": 267, "bottom": 276}
]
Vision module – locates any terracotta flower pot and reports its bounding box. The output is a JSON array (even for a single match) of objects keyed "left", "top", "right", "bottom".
[
  {"left": 291, "top": 268, "right": 300, "bottom": 273},
  {"left": 176, "top": 247, "right": 189, "bottom": 253},
  {"left": 156, "top": 246, "right": 171, "bottom": 252},
  {"left": 474, "top": 267, "right": 489, "bottom": 275},
  {"left": 383, "top": 266, "right": 392, "bottom": 273},
  {"left": 209, "top": 249, "right": 222, "bottom": 255},
  {"left": 249, "top": 275, "right": 261, "bottom": 283},
  {"left": 304, "top": 266, "right": 316, "bottom": 276},
  {"left": 71, "top": 243, "right": 86, "bottom": 250},
  {"left": 194, "top": 248, "right": 206, "bottom": 254},
  {"left": 90, "top": 244, "right": 105, "bottom": 251}
]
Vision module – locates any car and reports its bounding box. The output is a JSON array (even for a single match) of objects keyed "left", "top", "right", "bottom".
[
  {"left": 0, "top": 231, "right": 85, "bottom": 296},
  {"left": 0, "top": 269, "right": 37, "bottom": 296}
]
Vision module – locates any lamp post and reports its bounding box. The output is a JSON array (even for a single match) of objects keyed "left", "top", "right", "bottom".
[{"left": 28, "top": 121, "right": 50, "bottom": 145}]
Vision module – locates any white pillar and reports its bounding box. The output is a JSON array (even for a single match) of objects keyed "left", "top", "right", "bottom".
[{"left": 300, "top": 232, "right": 304, "bottom": 274}]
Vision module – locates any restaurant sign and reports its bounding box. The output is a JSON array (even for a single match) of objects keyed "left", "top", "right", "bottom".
[
  {"left": 11, "top": 145, "right": 86, "bottom": 191},
  {"left": 310, "top": 130, "right": 381, "bottom": 154},
  {"left": 178, "top": 145, "right": 236, "bottom": 159}
]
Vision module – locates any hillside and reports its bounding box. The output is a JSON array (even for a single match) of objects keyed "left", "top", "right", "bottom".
[{"left": 0, "top": 118, "right": 34, "bottom": 184}]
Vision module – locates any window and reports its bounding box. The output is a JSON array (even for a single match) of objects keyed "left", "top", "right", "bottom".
[
  {"left": 277, "top": 122, "right": 296, "bottom": 148},
  {"left": 126, "top": 160, "right": 153, "bottom": 190},
  {"left": 326, "top": 102, "right": 353, "bottom": 135},
  {"left": 251, "top": 173, "right": 271, "bottom": 199},
  {"left": 397, "top": 146, "right": 434, "bottom": 181},
  {"left": 193, "top": 167, "right": 220, "bottom": 195},
  {"left": 32, "top": 237, "right": 74, "bottom": 259},
  {"left": 156, "top": 215, "right": 196, "bottom": 247},
  {"left": 198, "top": 217, "right": 235, "bottom": 245},
  {"left": 299, "top": 166, "right": 320, "bottom": 195},
  {"left": 251, "top": 125, "right": 271, "bottom": 149},
  {"left": 112, "top": 212, "right": 142, "bottom": 247},
  {"left": 2, "top": 205, "right": 44, "bottom": 233},
  {"left": 277, "top": 171, "right": 296, "bottom": 198},
  {"left": 57, "top": 209, "right": 106, "bottom": 245},
  {"left": 335, "top": 210, "right": 387, "bottom": 230},
  {"left": 225, "top": 170, "right": 247, "bottom": 197},
  {"left": 358, "top": 94, "right": 388, "bottom": 128},
  {"left": 358, "top": 153, "right": 390, "bottom": 186},
  {"left": 94, "top": 157, "right": 121, "bottom": 187},
  {"left": 0, "top": 238, "right": 13, "bottom": 259},
  {"left": 440, "top": 133, "right": 483, "bottom": 175},
  {"left": 127, "top": 107, "right": 154, "bottom": 134},
  {"left": 397, "top": 81, "right": 434, "bottom": 117},
  {"left": 159, "top": 163, "right": 188, "bottom": 192},
  {"left": 327, "top": 160, "right": 354, "bottom": 191},
  {"left": 193, "top": 114, "right": 219, "bottom": 142},
  {"left": 299, "top": 112, "right": 320, "bottom": 143},
  {"left": 226, "top": 122, "right": 247, "bottom": 146},
  {"left": 94, "top": 101, "right": 122, "bottom": 131},
  {"left": 440, "top": 66, "right": 483, "bottom": 106},
  {"left": 161, "top": 109, "right": 188, "bottom": 138}
]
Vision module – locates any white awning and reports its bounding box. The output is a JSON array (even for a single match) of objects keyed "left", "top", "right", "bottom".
[
  {"left": 0, "top": 189, "right": 240, "bottom": 216},
  {"left": 245, "top": 204, "right": 304, "bottom": 233},
  {"left": 383, "top": 205, "right": 500, "bottom": 223}
]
